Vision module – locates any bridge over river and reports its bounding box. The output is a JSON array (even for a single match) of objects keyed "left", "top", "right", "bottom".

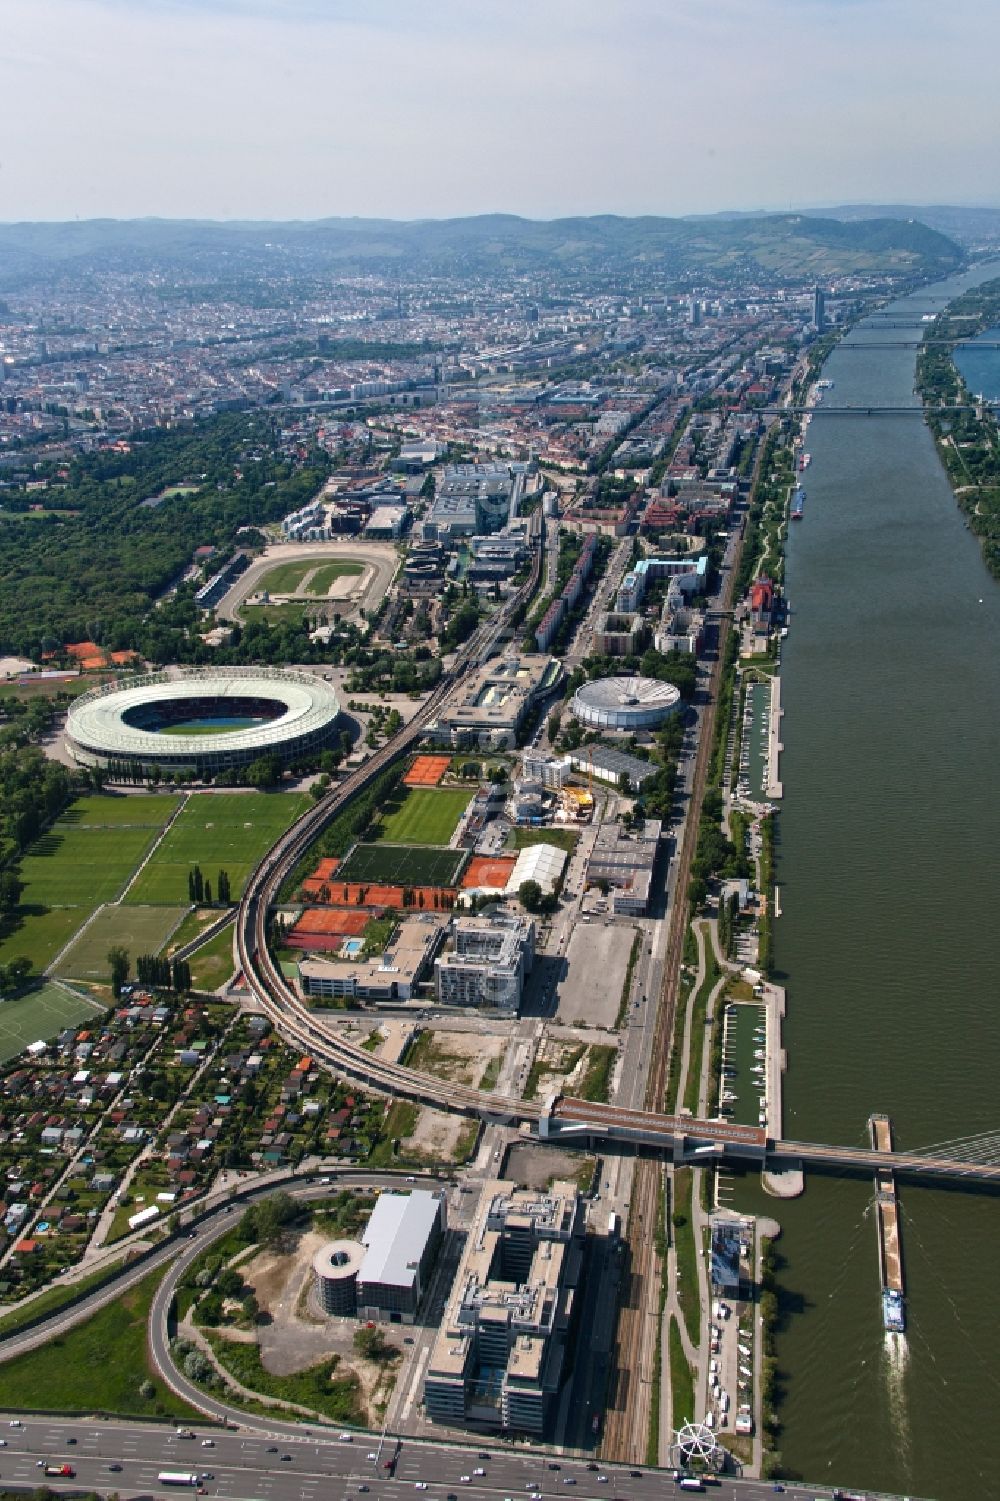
[{"left": 539, "top": 1097, "right": 1000, "bottom": 1187}]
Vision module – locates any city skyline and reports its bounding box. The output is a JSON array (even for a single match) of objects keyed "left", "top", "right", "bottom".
[{"left": 3, "top": 0, "right": 999, "bottom": 223}]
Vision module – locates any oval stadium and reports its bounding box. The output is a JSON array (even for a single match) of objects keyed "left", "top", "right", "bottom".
[
  {"left": 66, "top": 668, "right": 341, "bottom": 777},
  {"left": 570, "top": 674, "right": 681, "bottom": 732}
]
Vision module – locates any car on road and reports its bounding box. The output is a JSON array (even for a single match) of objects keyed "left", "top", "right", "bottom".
[
  {"left": 8, "top": 1421, "right": 21, "bottom": 1428},
  {"left": 280, "top": 1454, "right": 292, "bottom": 1462},
  {"left": 416, "top": 1485, "right": 428, "bottom": 1491},
  {"left": 201, "top": 1440, "right": 214, "bottom": 1447},
  {"left": 266, "top": 1446, "right": 278, "bottom": 1453},
  {"left": 107, "top": 1464, "right": 122, "bottom": 1472},
  {"left": 338, "top": 1432, "right": 353, "bottom": 1441},
  {"left": 563, "top": 1480, "right": 576, "bottom": 1487},
  {"left": 358, "top": 1487, "right": 369, "bottom": 1494},
  {"left": 473, "top": 1467, "right": 485, "bottom": 1476},
  {"left": 66, "top": 1438, "right": 77, "bottom": 1445}
]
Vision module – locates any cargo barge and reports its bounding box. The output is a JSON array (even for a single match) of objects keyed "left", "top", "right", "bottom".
[{"left": 869, "top": 1113, "right": 906, "bottom": 1333}]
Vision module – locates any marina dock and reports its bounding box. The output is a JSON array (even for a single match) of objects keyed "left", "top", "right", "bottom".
[{"left": 870, "top": 1113, "right": 906, "bottom": 1332}]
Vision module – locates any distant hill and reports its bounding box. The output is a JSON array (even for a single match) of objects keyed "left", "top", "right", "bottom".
[
  {"left": 0, "top": 211, "right": 962, "bottom": 289},
  {"left": 814, "top": 204, "right": 1000, "bottom": 249}
]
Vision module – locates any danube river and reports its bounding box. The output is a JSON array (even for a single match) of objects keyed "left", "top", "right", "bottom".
[{"left": 762, "top": 264, "right": 1000, "bottom": 1499}]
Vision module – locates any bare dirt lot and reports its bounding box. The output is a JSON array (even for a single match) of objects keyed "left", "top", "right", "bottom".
[
  {"left": 555, "top": 919, "right": 636, "bottom": 1028},
  {"left": 504, "top": 1141, "right": 597, "bottom": 1193},
  {"left": 240, "top": 1227, "right": 400, "bottom": 1422},
  {"left": 406, "top": 1106, "right": 478, "bottom": 1164},
  {"left": 405, "top": 1028, "right": 505, "bottom": 1088}
]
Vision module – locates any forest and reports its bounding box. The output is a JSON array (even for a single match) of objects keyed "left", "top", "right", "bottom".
[{"left": 0, "top": 412, "right": 329, "bottom": 655}]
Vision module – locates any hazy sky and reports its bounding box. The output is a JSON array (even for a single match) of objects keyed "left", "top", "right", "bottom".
[{"left": 3, "top": 0, "right": 999, "bottom": 222}]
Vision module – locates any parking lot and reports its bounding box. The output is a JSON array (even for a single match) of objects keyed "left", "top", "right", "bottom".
[{"left": 554, "top": 919, "right": 632, "bottom": 1028}]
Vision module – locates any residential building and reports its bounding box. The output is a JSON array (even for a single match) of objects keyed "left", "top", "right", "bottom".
[
  {"left": 422, "top": 1179, "right": 584, "bottom": 1434},
  {"left": 297, "top": 914, "right": 445, "bottom": 1003},
  {"left": 435, "top": 912, "right": 535, "bottom": 1015}
]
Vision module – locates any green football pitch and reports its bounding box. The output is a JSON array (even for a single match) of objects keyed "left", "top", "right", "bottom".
[
  {"left": 124, "top": 791, "right": 309, "bottom": 906},
  {"left": 378, "top": 787, "right": 472, "bottom": 846},
  {"left": 336, "top": 842, "right": 466, "bottom": 889},
  {"left": 0, "top": 984, "right": 106, "bottom": 1064},
  {"left": 59, "top": 905, "right": 188, "bottom": 981},
  {"left": 0, "top": 794, "right": 182, "bottom": 973}
]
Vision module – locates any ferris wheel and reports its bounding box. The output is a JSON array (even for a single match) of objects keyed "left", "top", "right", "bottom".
[{"left": 671, "top": 1418, "right": 724, "bottom": 1472}]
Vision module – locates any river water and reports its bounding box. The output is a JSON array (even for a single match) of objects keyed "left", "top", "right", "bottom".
[{"left": 755, "top": 264, "right": 1000, "bottom": 1500}]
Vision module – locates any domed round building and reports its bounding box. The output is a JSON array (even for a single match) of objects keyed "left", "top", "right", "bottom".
[
  {"left": 570, "top": 675, "right": 681, "bottom": 732},
  {"left": 66, "top": 667, "right": 341, "bottom": 778}
]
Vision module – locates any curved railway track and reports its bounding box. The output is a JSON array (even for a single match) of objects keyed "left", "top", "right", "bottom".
[{"left": 234, "top": 525, "right": 548, "bottom": 1124}]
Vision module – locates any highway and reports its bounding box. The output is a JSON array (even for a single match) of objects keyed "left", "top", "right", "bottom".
[{"left": 0, "top": 1415, "right": 891, "bottom": 1501}]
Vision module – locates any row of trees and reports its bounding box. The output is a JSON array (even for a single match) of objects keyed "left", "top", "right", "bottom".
[
  {"left": 188, "top": 866, "right": 232, "bottom": 904},
  {"left": 134, "top": 953, "right": 193, "bottom": 992}
]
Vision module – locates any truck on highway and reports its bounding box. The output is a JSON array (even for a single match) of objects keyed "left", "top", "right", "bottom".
[
  {"left": 158, "top": 1473, "right": 201, "bottom": 1487},
  {"left": 44, "top": 1466, "right": 74, "bottom": 1478}
]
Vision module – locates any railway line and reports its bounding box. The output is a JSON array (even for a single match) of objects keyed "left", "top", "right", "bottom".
[{"left": 600, "top": 476, "right": 745, "bottom": 1466}]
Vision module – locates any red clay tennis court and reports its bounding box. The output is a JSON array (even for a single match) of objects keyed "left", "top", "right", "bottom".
[
  {"left": 301, "top": 857, "right": 341, "bottom": 899},
  {"left": 404, "top": 754, "right": 452, "bottom": 787},
  {"left": 290, "top": 908, "right": 371, "bottom": 938},
  {"left": 461, "top": 855, "right": 517, "bottom": 889}
]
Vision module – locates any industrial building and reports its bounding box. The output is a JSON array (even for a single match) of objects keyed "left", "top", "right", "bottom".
[
  {"left": 357, "top": 1189, "right": 446, "bottom": 1323},
  {"left": 435, "top": 912, "right": 536, "bottom": 1014},
  {"left": 311, "top": 1190, "right": 446, "bottom": 1323},
  {"left": 566, "top": 744, "right": 659, "bottom": 791},
  {"left": 570, "top": 675, "right": 681, "bottom": 733},
  {"left": 428, "top": 653, "right": 561, "bottom": 750},
  {"left": 297, "top": 915, "right": 446, "bottom": 1003},
  {"left": 586, "top": 818, "right": 663, "bottom": 915},
  {"left": 422, "top": 1180, "right": 584, "bottom": 1434}
]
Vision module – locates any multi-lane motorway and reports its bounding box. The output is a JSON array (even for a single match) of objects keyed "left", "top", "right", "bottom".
[{"left": 0, "top": 1415, "right": 850, "bottom": 1501}]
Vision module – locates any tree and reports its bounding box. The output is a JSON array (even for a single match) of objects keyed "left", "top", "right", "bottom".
[
  {"left": 108, "top": 945, "right": 130, "bottom": 998},
  {"left": 518, "top": 879, "right": 543, "bottom": 913},
  {"left": 353, "top": 1325, "right": 393, "bottom": 1362}
]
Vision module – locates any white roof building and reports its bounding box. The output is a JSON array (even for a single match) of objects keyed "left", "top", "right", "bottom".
[{"left": 504, "top": 842, "right": 567, "bottom": 897}]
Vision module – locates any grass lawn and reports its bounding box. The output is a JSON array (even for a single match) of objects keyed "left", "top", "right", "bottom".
[
  {"left": 188, "top": 923, "right": 237, "bottom": 990},
  {"left": 0, "top": 1267, "right": 201, "bottom": 1418},
  {"left": 0, "top": 982, "right": 105, "bottom": 1063},
  {"left": 125, "top": 791, "right": 309, "bottom": 906},
  {"left": 672, "top": 1166, "right": 700, "bottom": 1346},
  {"left": 0, "top": 677, "right": 95, "bottom": 701},
  {"left": 204, "top": 1331, "right": 361, "bottom": 1424},
  {"left": 337, "top": 842, "right": 466, "bottom": 888},
  {"left": 669, "top": 1313, "right": 696, "bottom": 1431},
  {"left": 59, "top": 794, "right": 181, "bottom": 828},
  {"left": 307, "top": 559, "right": 364, "bottom": 593},
  {"left": 162, "top": 906, "right": 216, "bottom": 953},
  {"left": 257, "top": 558, "right": 319, "bottom": 594},
  {"left": 59, "top": 905, "right": 188, "bottom": 981},
  {"left": 377, "top": 787, "right": 472, "bottom": 845},
  {"left": 241, "top": 601, "right": 310, "bottom": 627},
  {"left": 508, "top": 825, "right": 579, "bottom": 854},
  {"left": 20, "top": 823, "right": 164, "bottom": 907},
  {"left": 0, "top": 905, "right": 91, "bottom": 974},
  {"left": 0, "top": 1258, "right": 126, "bottom": 1334}
]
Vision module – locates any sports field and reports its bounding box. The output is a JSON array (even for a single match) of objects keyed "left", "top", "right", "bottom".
[
  {"left": 307, "top": 560, "right": 363, "bottom": 593},
  {"left": 403, "top": 754, "right": 452, "bottom": 788},
  {"left": 337, "top": 842, "right": 467, "bottom": 889},
  {"left": 124, "top": 791, "right": 309, "bottom": 906},
  {"left": 378, "top": 787, "right": 471, "bottom": 846},
  {"left": 0, "top": 795, "right": 182, "bottom": 974},
  {"left": 0, "top": 983, "right": 105, "bottom": 1064},
  {"left": 462, "top": 855, "right": 517, "bottom": 890},
  {"left": 59, "top": 905, "right": 187, "bottom": 981},
  {"left": 257, "top": 558, "right": 318, "bottom": 594}
]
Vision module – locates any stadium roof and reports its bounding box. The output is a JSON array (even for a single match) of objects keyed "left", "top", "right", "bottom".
[
  {"left": 66, "top": 667, "right": 339, "bottom": 760},
  {"left": 359, "top": 1190, "right": 442, "bottom": 1291},
  {"left": 505, "top": 842, "right": 567, "bottom": 896}
]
